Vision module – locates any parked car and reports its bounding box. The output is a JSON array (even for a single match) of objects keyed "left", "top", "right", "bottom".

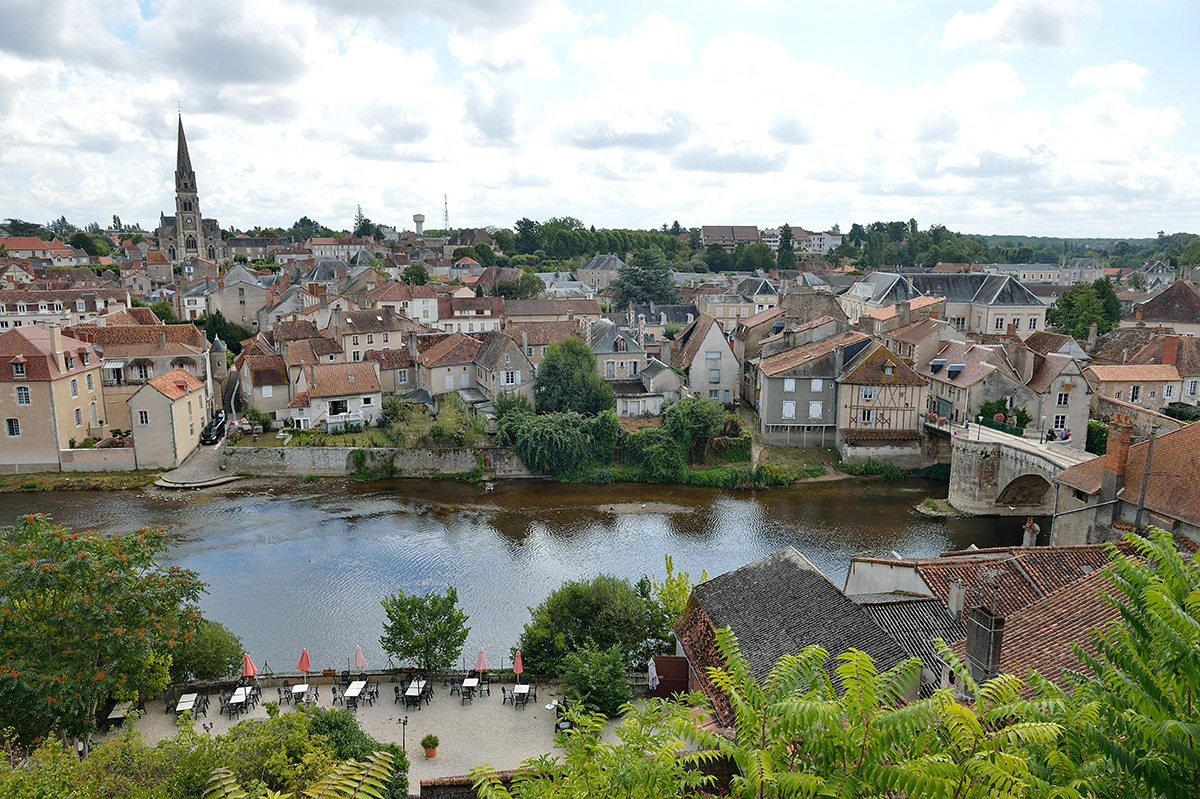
[{"left": 199, "top": 418, "right": 226, "bottom": 445}]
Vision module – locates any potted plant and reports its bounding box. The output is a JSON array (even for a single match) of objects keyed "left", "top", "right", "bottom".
[{"left": 421, "top": 734, "right": 439, "bottom": 758}]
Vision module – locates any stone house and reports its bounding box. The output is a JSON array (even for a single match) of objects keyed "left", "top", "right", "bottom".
[
  {"left": 0, "top": 325, "right": 106, "bottom": 472},
  {"left": 1126, "top": 334, "right": 1200, "bottom": 405},
  {"left": 472, "top": 331, "right": 535, "bottom": 404},
  {"left": 623, "top": 303, "right": 698, "bottom": 344},
  {"left": 0, "top": 288, "right": 131, "bottom": 330},
  {"left": 878, "top": 316, "right": 964, "bottom": 369},
  {"left": 588, "top": 318, "right": 647, "bottom": 382},
  {"left": 1083, "top": 363, "right": 1182, "bottom": 412},
  {"left": 284, "top": 361, "right": 382, "bottom": 430},
  {"left": 835, "top": 341, "right": 928, "bottom": 465},
  {"left": 667, "top": 313, "right": 738, "bottom": 404},
  {"left": 1120, "top": 281, "right": 1200, "bottom": 335},
  {"left": 501, "top": 320, "right": 585, "bottom": 370},
  {"left": 732, "top": 306, "right": 786, "bottom": 401},
  {"left": 206, "top": 264, "right": 271, "bottom": 330},
  {"left": 502, "top": 298, "right": 602, "bottom": 325},
  {"left": 127, "top": 368, "right": 209, "bottom": 469},
  {"left": 578, "top": 253, "right": 623, "bottom": 291},
  {"left": 364, "top": 349, "right": 417, "bottom": 394},
  {"left": 364, "top": 281, "right": 441, "bottom": 327},
  {"left": 437, "top": 296, "right": 504, "bottom": 334},
  {"left": 326, "top": 307, "right": 416, "bottom": 363},
  {"left": 414, "top": 332, "right": 481, "bottom": 398},
  {"left": 257, "top": 285, "right": 318, "bottom": 332}
]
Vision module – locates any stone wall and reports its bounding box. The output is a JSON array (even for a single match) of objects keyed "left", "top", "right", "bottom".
[
  {"left": 221, "top": 445, "right": 535, "bottom": 479},
  {"left": 1092, "top": 395, "right": 1185, "bottom": 439},
  {"left": 948, "top": 437, "right": 1062, "bottom": 516},
  {"left": 58, "top": 448, "right": 137, "bottom": 472}
]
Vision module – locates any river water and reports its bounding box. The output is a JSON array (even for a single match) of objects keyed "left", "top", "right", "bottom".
[{"left": 0, "top": 478, "right": 1029, "bottom": 675}]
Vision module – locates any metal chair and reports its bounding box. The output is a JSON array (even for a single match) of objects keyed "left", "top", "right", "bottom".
[
  {"left": 478, "top": 678, "right": 490, "bottom": 697},
  {"left": 460, "top": 687, "right": 473, "bottom": 705},
  {"left": 514, "top": 691, "right": 527, "bottom": 709},
  {"left": 346, "top": 696, "right": 358, "bottom": 712},
  {"left": 404, "top": 693, "right": 421, "bottom": 711},
  {"left": 449, "top": 680, "right": 462, "bottom": 697},
  {"left": 394, "top": 685, "right": 402, "bottom": 704},
  {"left": 501, "top": 687, "right": 513, "bottom": 705},
  {"left": 281, "top": 680, "right": 292, "bottom": 704}
]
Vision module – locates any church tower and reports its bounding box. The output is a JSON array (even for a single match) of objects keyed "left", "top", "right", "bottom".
[{"left": 174, "top": 116, "right": 202, "bottom": 260}]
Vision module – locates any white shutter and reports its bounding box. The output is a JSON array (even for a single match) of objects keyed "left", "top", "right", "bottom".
[
  {"left": 444, "top": 373, "right": 454, "bottom": 391},
  {"left": 515, "top": 370, "right": 521, "bottom": 385},
  {"left": 809, "top": 401, "right": 823, "bottom": 419},
  {"left": 782, "top": 401, "right": 796, "bottom": 419},
  {"left": 262, "top": 385, "right": 273, "bottom": 398}
]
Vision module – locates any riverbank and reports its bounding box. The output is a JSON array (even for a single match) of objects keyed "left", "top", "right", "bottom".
[{"left": 0, "top": 469, "right": 163, "bottom": 493}]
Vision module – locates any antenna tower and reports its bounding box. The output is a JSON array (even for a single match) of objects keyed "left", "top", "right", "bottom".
[{"left": 442, "top": 194, "right": 449, "bottom": 232}]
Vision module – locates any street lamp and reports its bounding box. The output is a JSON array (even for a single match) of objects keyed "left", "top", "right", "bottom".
[{"left": 399, "top": 716, "right": 408, "bottom": 749}]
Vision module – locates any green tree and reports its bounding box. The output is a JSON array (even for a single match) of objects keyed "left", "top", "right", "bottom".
[
  {"left": 1092, "top": 277, "right": 1122, "bottom": 327},
  {"left": 590, "top": 409, "right": 620, "bottom": 465},
  {"left": 402, "top": 263, "right": 429, "bottom": 285},
  {"left": 379, "top": 585, "right": 470, "bottom": 673},
  {"left": 507, "top": 412, "right": 592, "bottom": 478},
  {"left": 67, "top": 232, "right": 110, "bottom": 257},
  {"left": 514, "top": 217, "right": 540, "bottom": 254},
  {"left": 534, "top": 336, "right": 614, "bottom": 415},
  {"left": 517, "top": 575, "right": 670, "bottom": 676},
  {"left": 495, "top": 271, "right": 544, "bottom": 300},
  {"left": 0, "top": 515, "right": 203, "bottom": 754},
  {"left": 560, "top": 645, "right": 632, "bottom": 717},
  {"left": 663, "top": 395, "right": 726, "bottom": 463},
  {"left": 627, "top": 427, "right": 686, "bottom": 482},
  {"left": 452, "top": 246, "right": 477, "bottom": 262},
  {"left": 149, "top": 299, "right": 178, "bottom": 323},
  {"left": 649, "top": 554, "right": 706, "bottom": 626},
  {"left": 738, "top": 242, "right": 776, "bottom": 273},
  {"left": 776, "top": 224, "right": 795, "bottom": 271},
  {"left": 609, "top": 246, "right": 678, "bottom": 307},
  {"left": 1127, "top": 269, "right": 1147, "bottom": 291},
  {"left": 203, "top": 311, "right": 251, "bottom": 354},
  {"left": 1047, "top": 283, "right": 1109, "bottom": 339},
  {"left": 473, "top": 242, "right": 497, "bottom": 267},
  {"left": 169, "top": 617, "right": 243, "bottom": 683},
  {"left": 1075, "top": 527, "right": 1200, "bottom": 798},
  {"left": 703, "top": 243, "right": 732, "bottom": 272}
]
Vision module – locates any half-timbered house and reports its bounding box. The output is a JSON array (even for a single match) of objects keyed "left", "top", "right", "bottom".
[{"left": 836, "top": 340, "right": 928, "bottom": 465}]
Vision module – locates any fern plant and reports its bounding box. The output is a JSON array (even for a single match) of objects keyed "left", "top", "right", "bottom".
[{"left": 204, "top": 750, "right": 395, "bottom": 799}]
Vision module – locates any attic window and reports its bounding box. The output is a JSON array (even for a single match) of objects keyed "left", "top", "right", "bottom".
[
  {"left": 884, "top": 365, "right": 894, "bottom": 377},
  {"left": 348, "top": 374, "right": 356, "bottom": 382}
]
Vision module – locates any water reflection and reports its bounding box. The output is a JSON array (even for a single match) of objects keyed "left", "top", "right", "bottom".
[{"left": 0, "top": 478, "right": 1029, "bottom": 675}]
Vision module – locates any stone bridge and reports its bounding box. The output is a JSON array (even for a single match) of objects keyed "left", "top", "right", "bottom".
[{"left": 945, "top": 424, "right": 1098, "bottom": 516}]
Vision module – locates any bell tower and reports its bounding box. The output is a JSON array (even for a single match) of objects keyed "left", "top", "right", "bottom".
[{"left": 174, "top": 115, "right": 201, "bottom": 257}]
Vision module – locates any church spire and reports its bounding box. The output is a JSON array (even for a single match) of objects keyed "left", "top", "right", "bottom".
[{"left": 176, "top": 114, "right": 195, "bottom": 189}]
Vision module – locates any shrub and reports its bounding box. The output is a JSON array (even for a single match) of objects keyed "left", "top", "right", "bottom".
[
  {"left": 561, "top": 645, "right": 632, "bottom": 718},
  {"left": 882, "top": 464, "right": 906, "bottom": 481},
  {"left": 922, "top": 496, "right": 938, "bottom": 510},
  {"left": 420, "top": 734, "right": 439, "bottom": 750},
  {"left": 1165, "top": 405, "right": 1200, "bottom": 422},
  {"left": 839, "top": 458, "right": 884, "bottom": 476},
  {"left": 168, "top": 617, "right": 244, "bottom": 683},
  {"left": 626, "top": 427, "right": 686, "bottom": 482},
  {"left": 1086, "top": 420, "right": 1109, "bottom": 455}
]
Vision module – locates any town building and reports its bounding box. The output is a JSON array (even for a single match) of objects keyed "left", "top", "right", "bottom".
[
  {"left": 156, "top": 116, "right": 226, "bottom": 264},
  {"left": 127, "top": 368, "right": 209, "bottom": 469},
  {"left": 668, "top": 314, "right": 738, "bottom": 404},
  {"left": 835, "top": 340, "right": 928, "bottom": 465},
  {"left": 284, "top": 361, "right": 382, "bottom": 431}
]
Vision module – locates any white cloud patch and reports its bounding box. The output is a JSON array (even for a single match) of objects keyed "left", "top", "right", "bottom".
[
  {"left": 1069, "top": 61, "right": 1148, "bottom": 90},
  {"left": 940, "top": 0, "right": 1099, "bottom": 51},
  {"left": 462, "top": 72, "right": 520, "bottom": 143}
]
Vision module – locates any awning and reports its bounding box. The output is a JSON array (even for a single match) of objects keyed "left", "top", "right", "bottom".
[{"left": 101, "top": 359, "right": 125, "bottom": 369}]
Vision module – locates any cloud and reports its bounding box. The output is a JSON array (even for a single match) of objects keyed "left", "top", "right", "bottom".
[
  {"left": 768, "top": 116, "right": 813, "bottom": 145},
  {"left": 673, "top": 145, "right": 788, "bottom": 174},
  {"left": 939, "top": 0, "right": 1099, "bottom": 51},
  {"left": 564, "top": 112, "right": 691, "bottom": 150},
  {"left": 462, "top": 72, "right": 519, "bottom": 142},
  {"left": 1069, "top": 61, "right": 1147, "bottom": 90},
  {"left": 568, "top": 12, "right": 691, "bottom": 77}
]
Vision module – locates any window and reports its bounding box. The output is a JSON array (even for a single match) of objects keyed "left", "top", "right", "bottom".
[
  {"left": 74, "top": 408, "right": 82, "bottom": 427},
  {"left": 783, "top": 378, "right": 796, "bottom": 393},
  {"left": 90, "top": 402, "right": 97, "bottom": 426},
  {"left": 1053, "top": 414, "right": 1067, "bottom": 430},
  {"left": 859, "top": 408, "right": 876, "bottom": 423},
  {"left": 782, "top": 400, "right": 796, "bottom": 419},
  {"left": 351, "top": 335, "right": 359, "bottom": 345},
  {"left": 1057, "top": 392, "right": 1069, "bottom": 406},
  {"left": 132, "top": 363, "right": 152, "bottom": 381},
  {"left": 5, "top": 418, "right": 18, "bottom": 437},
  {"left": 606, "top": 361, "right": 615, "bottom": 378},
  {"left": 1164, "top": 384, "right": 1175, "bottom": 399},
  {"left": 262, "top": 385, "right": 273, "bottom": 398},
  {"left": 1115, "top": 391, "right": 1121, "bottom": 400},
  {"left": 705, "top": 350, "right": 720, "bottom": 360},
  {"left": 1188, "top": 380, "right": 1199, "bottom": 396},
  {"left": 1028, "top": 317, "right": 1037, "bottom": 330},
  {"left": 1149, "top": 390, "right": 1157, "bottom": 400},
  {"left": 859, "top": 386, "right": 877, "bottom": 401},
  {"left": 362, "top": 396, "right": 374, "bottom": 406},
  {"left": 951, "top": 317, "right": 966, "bottom": 331},
  {"left": 82, "top": 353, "right": 89, "bottom": 365},
  {"left": 709, "top": 390, "right": 719, "bottom": 399},
  {"left": 382, "top": 333, "right": 389, "bottom": 343},
  {"left": 630, "top": 361, "right": 639, "bottom": 376},
  {"left": 138, "top": 410, "right": 149, "bottom": 426},
  {"left": 366, "top": 334, "right": 374, "bottom": 344},
  {"left": 70, "top": 378, "right": 78, "bottom": 397},
  {"left": 526, "top": 347, "right": 533, "bottom": 357},
  {"left": 398, "top": 369, "right": 409, "bottom": 384},
  {"left": 502, "top": 371, "right": 520, "bottom": 386},
  {"left": 809, "top": 400, "right": 823, "bottom": 419},
  {"left": 883, "top": 365, "right": 894, "bottom": 377},
  {"left": 811, "top": 379, "right": 822, "bottom": 392},
  {"left": 352, "top": 351, "right": 361, "bottom": 362},
  {"left": 12, "top": 363, "right": 24, "bottom": 378},
  {"left": 16, "top": 386, "right": 29, "bottom": 405},
  {"left": 1130, "top": 385, "right": 1141, "bottom": 402},
  {"left": 994, "top": 317, "right": 1005, "bottom": 331},
  {"left": 709, "top": 368, "right": 720, "bottom": 383}
]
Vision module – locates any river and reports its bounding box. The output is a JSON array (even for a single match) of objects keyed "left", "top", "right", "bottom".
[{"left": 0, "top": 478, "right": 1032, "bottom": 675}]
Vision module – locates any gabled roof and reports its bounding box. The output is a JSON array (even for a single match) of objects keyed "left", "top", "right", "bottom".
[
  {"left": 305, "top": 362, "right": 380, "bottom": 398},
  {"left": 146, "top": 368, "right": 205, "bottom": 400},
  {"left": 920, "top": 340, "right": 1007, "bottom": 387},
  {"left": 675, "top": 548, "right": 909, "bottom": 724},
  {"left": 72, "top": 323, "right": 207, "bottom": 356},
  {"left": 417, "top": 332, "right": 480, "bottom": 368},
  {"left": 364, "top": 348, "right": 414, "bottom": 370},
  {"left": 0, "top": 326, "right": 99, "bottom": 381},
  {"left": 852, "top": 593, "right": 965, "bottom": 687},
  {"left": 628, "top": 303, "right": 698, "bottom": 325},
  {"left": 473, "top": 331, "right": 521, "bottom": 371},
  {"left": 1123, "top": 281, "right": 1200, "bottom": 324},
  {"left": 759, "top": 331, "right": 869, "bottom": 377},
  {"left": 588, "top": 318, "right": 645, "bottom": 355},
  {"left": 502, "top": 320, "right": 584, "bottom": 347},
  {"left": 1054, "top": 455, "right": 1107, "bottom": 494},
  {"left": 273, "top": 320, "right": 322, "bottom": 341},
  {"left": 1128, "top": 334, "right": 1200, "bottom": 376},
  {"left": 1084, "top": 364, "right": 1180, "bottom": 383},
  {"left": 1122, "top": 422, "right": 1200, "bottom": 528},
  {"left": 839, "top": 341, "right": 924, "bottom": 385},
  {"left": 737, "top": 306, "right": 785, "bottom": 330},
  {"left": 1089, "top": 326, "right": 1161, "bottom": 364},
  {"left": 671, "top": 314, "right": 724, "bottom": 369},
  {"left": 241, "top": 354, "right": 287, "bottom": 386},
  {"left": 883, "top": 316, "right": 954, "bottom": 346},
  {"left": 862, "top": 295, "right": 944, "bottom": 321},
  {"left": 909, "top": 273, "right": 1046, "bottom": 307},
  {"left": 581, "top": 253, "right": 625, "bottom": 271}
]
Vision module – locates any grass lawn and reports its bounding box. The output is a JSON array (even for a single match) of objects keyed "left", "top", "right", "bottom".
[
  {"left": 762, "top": 445, "right": 836, "bottom": 478},
  {"left": 0, "top": 470, "right": 164, "bottom": 492}
]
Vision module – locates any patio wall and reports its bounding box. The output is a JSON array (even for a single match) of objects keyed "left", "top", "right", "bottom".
[
  {"left": 221, "top": 445, "right": 535, "bottom": 479},
  {"left": 59, "top": 447, "right": 137, "bottom": 472}
]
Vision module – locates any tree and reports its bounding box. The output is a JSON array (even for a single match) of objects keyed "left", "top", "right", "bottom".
[
  {"left": 1075, "top": 527, "right": 1200, "bottom": 798},
  {"left": 738, "top": 242, "right": 775, "bottom": 273},
  {"left": 608, "top": 246, "right": 678, "bottom": 307},
  {"left": 495, "top": 271, "right": 544, "bottom": 300},
  {"left": 506, "top": 412, "right": 592, "bottom": 478},
  {"left": 0, "top": 515, "right": 203, "bottom": 754},
  {"left": 111, "top": 214, "right": 121, "bottom": 230},
  {"left": 776, "top": 223, "right": 795, "bottom": 271},
  {"left": 203, "top": 311, "right": 251, "bottom": 354},
  {"left": 169, "top": 617, "right": 243, "bottom": 683},
  {"left": 472, "top": 242, "right": 497, "bottom": 267},
  {"left": 560, "top": 645, "right": 631, "bottom": 717},
  {"left": 352, "top": 205, "right": 376, "bottom": 239},
  {"left": 68, "top": 232, "right": 109, "bottom": 257},
  {"left": 452, "top": 246, "right": 477, "bottom": 262},
  {"left": 402, "top": 263, "right": 429, "bottom": 285},
  {"left": 514, "top": 217, "right": 540, "bottom": 254},
  {"left": 516, "top": 575, "right": 669, "bottom": 675},
  {"left": 1127, "top": 269, "right": 1147, "bottom": 291},
  {"left": 663, "top": 394, "right": 726, "bottom": 462},
  {"left": 1047, "top": 283, "right": 1109, "bottom": 339},
  {"left": 534, "top": 336, "right": 615, "bottom": 415},
  {"left": 1092, "top": 277, "right": 1121, "bottom": 326},
  {"left": 4, "top": 218, "right": 46, "bottom": 237},
  {"left": 379, "top": 585, "right": 470, "bottom": 673},
  {"left": 703, "top": 243, "right": 732, "bottom": 272}
]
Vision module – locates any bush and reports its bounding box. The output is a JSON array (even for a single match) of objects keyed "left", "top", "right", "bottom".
[
  {"left": 420, "top": 734, "right": 439, "bottom": 750},
  {"left": 1164, "top": 405, "right": 1200, "bottom": 422},
  {"left": 511, "top": 412, "right": 592, "bottom": 479},
  {"left": 626, "top": 427, "right": 686, "bottom": 482},
  {"left": 882, "top": 464, "right": 906, "bottom": 481},
  {"left": 169, "top": 617, "right": 243, "bottom": 683},
  {"left": 839, "top": 458, "right": 884, "bottom": 476},
  {"left": 561, "top": 645, "right": 632, "bottom": 718},
  {"left": 308, "top": 708, "right": 409, "bottom": 798},
  {"left": 1086, "top": 420, "right": 1109, "bottom": 455},
  {"left": 922, "top": 496, "right": 938, "bottom": 510}
]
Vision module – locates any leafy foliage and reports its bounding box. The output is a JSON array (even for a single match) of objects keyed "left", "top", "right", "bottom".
[
  {"left": 608, "top": 247, "right": 678, "bottom": 308},
  {"left": 1047, "top": 280, "right": 1121, "bottom": 339},
  {"left": 624, "top": 427, "right": 686, "bottom": 482},
  {"left": 516, "top": 575, "right": 671, "bottom": 676},
  {"left": 1086, "top": 420, "right": 1109, "bottom": 455},
  {"left": 169, "top": 617, "right": 244, "bottom": 683},
  {"left": 649, "top": 554, "right": 706, "bottom": 626},
  {"left": 663, "top": 395, "right": 726, "bottom": 462},
  {"left": 508, "top": 412, "right": 591, "bottom": 478},
  {"left": 978, "top": 398, "right": 1032, "bottom": 429},
  {"left": 560, "top": 645, "right": 631, "bottom": 718},
  {"left": 533, "top": 336, "right": 614, "bottom": 415},
  {"left": 379, "top": 585, "right": 470, "bottom": 673},
  {"left": 0, "top": 515, "right": 203, "bottom": 754}
]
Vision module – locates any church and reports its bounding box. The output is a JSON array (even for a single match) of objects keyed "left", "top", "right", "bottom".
[{"left": 156, "top": 115, "right": 227, "bottom": 264}]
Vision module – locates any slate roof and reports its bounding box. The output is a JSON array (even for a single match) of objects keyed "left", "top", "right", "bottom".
[
  {"left": 335, "top": 309, "right": 407, "bottom": 334},
  {"left": 305, "top": 362, "right": 380, "bottom": 398},
  {"left": 737, "top": 306, "right": 785, "bottom": 330},
  {"left": 675, "top": 548, "right": 909, "bottom": 724},
  {"left": 146, "top": 368, "right": 205, "bottom": 400},
  {"left": 1123, "top": 281, "right": 1200, "bottom": 325},
  {"left": 884, "top": 317, "right": 952, "bottom": 346},
  {"left": 1024, "top": 332, "right": 1072, "bottom": 356},
  {"left": 0, "top": 326, "right": 99, "bottom": 382},
  {"left": 759, "top": 331, "right": 870, "bottom": 377},
  {"left": 473, "top": 331, "right": 516, "bottom": 370},
  {"left": 852, "top": 593, "right": 965, "bottom": 689},
  {"left": 909, "top": 273, "right": 1046, "bottom": 306},
  {"left": 588, "top": 318, "right": 646, "bottom": 355},
  {"left": 582, "top": 254, "right": 625, "bottom": 270},
  {"left": 628, "top": 303, "right": 699, "bottom": 325},
  {"left": 364, "top": 348, "right": 414, "bottom": 370}
]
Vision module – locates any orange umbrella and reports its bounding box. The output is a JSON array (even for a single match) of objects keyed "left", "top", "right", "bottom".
[
  {"left": 241, "top": 653, "right": 257, "bottom": 678},
  {"left": 475, "top": 648, "right": 488, "bottom": 673},
  {"left": 297, "top": 648, "right": 310, "bottom": 677},
  {"left": 513, "top": 651, "right": 523, "bottom": 684},
  {"left": 354, "top": 645, "right": 367, "bottom": 670}
]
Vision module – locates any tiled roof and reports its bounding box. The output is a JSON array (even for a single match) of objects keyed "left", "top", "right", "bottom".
[
  {"left": 1128, "top": 334, "right": 1200, "bottom": 376},
  {"left": 502, "top": 320, "right": 583, "bottom": 347},
  {"left": 884, "top": 317, "right": 950, "bottom": 346},
  {"left": 417, "top": 333, "right": 480, "bottom": 368},
  {"left": 503, "top": 298, "right": 601, "bottom": 317},
  {"left": 853, "top": 593, "right": 965, "bottom": 690},
  {"left": 147, "top": 368, "right": 205, "bottom": 400},
  {"left": 0, "top": 326, "right": 98, "bottom": 381},
  {"left": 1089, "top": 327, "right": 1160, "bottom": 364},
  {"left": 1085, "top": 364, "right": 1180, "bottom": 383},
  {"left": 1122, "top": 422, "right": 1200, "bottom": 527},
  {"left": 737, "top": 306, "right": 785, "bottom": 329},
  {"left": 305, "top": 362, "right": 380, "bottom": 398},
  {"left": 759, "top": 331, "right": 869, "bottom": 376},
  {"left": 473, "top": 331, "right": 516, "bottom": 371},
  {"left": 671, "top": 314, "right": 720, "bottom": 368},
  {"left": 862, "top": 295, "right": 944, "bottom": 321},
  {"left": 1024, "top": 331, "right": 1072, "bottom": 356},
  {"left": 72, "top": 323, "right": 207, "bottom": 356},
  {"left": 336, "top": 309, "right": 407, "bottom": 334},
  {"left": 920, "top": 341, "right": 1005, "bottom": 387},
  {"left": 288, "top": 391, "right": 310, "bottom": 408},
  {"left": 1025, "top": 352, "right": 1074, "bottom": 394},
  {"left": 676, "top": 548, "right": 908, "bottom": 724},
  {"left": 1054, "top": 455, "right": 1107, "bottom": 494},
  {"left": 274, "top": 320, "right": 322, "bottom": 341},
  {"left": 243, "top": 354, "right": 287, "bottom": 386},
  {"left": 950, "top": 567, "right": 1119, "bottom": 691},
  {"left": 1123, "top": 281, "right": 1200, "bottom": 324},
  {"left": 840, "top": 342, "right": 925, "bottom": 385},
  {"left": 364, "top": 348, "right": 414, "bottom": 370}
]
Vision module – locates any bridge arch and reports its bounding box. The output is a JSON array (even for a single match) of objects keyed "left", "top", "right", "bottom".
[{"left": 995, "top": 473, "right": 1053, "bottom": 508}]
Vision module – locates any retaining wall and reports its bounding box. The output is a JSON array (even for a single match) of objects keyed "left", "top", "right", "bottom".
[
  {"left": 58, "top": 448, "right": 136, "bottom": 472},
  {"left": 221, "top": 445, "right": 535, "bottom": 479}
]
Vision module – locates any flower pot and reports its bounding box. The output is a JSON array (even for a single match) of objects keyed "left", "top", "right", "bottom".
[{"left": 423, "top": 747, "right": 437, "bottom": 758}]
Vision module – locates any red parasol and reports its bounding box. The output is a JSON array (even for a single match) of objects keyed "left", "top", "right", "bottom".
[
  {"left": 297, "top": 648, "right": 310, "bottom": 676},
  {"left": 513, "top": 651, "right": 523, "bottom": 683},
  {"left": 241, "top": 653, "right": 257, "bottom": 678},
  {"left": 354, "top": 645, "right": 367, "bottom": 670},
  {"left": 475, "top": 648, "right": 488, "bottom": 673}
]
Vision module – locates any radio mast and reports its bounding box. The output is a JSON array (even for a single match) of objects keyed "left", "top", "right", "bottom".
[{"left": 442, "top": 194, "right": 449, "bottom": 232}]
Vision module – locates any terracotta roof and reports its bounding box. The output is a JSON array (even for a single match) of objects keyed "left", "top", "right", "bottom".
[
  {"left": 417, "top": 332, "right": 480, "bottom": 368},
  {"left": 1128, "top": 334, "right": 1200, "bottom": 376},
  {"left": 1025, "top": 352, "right": 1074, "bottom": 394},
  {"left": 503, "top": 298, "right": 601, "bottom": 318},
  {"left": 884, "top": 317, "right": 951, "bottom": 346},
  {"left": 274, "top": 320, "right": 322, "bottom": 341},
  {"left": 1122, "top": 422, "right": 1200, "bottom": 527},
  {"left": 71, "top": 323, "right": 207, "bottom": 356},
  {"left": 1054, "top": 452, "right": 1106, "bottom": 494},
  {"left": 862, "top": 295, "right": 945, "bottom": 321},
  {"left": 146, "top": 368, "right": 205, "bottom": 400},
  {"left": 1123, "top": 281, "right": 1200, "bottom": 324},
  {"left": 305, "top": 362, "right": 380, "bottom": 398},
  {"left": 0, "top": 326, "right": 99, "bottom": 381},
  {"left": 1089, "top": 327, "right": 1160, "bottom": 364},
  {"left": 288, "top": 392, "right": 310, "bottom": 408},
  {"left": 759, "top": 331, "right": 869, "bottom": 376},
  {"left": 364, "top": 348, "right": 414, "bottom": 370},
  {"left": 671, "top": 314, "right": 721, "bottom": 369},
  {"left": 951, "top": 567, "right": 1120, "bottom": 691},
  {"left": 920, "top": 341, "right": 1005, "bottom": 387},
  {"left": 502, "top": 320, "right": 584, "bottom": 347},
  {"left": 1085, "top": 364, "right": 1180, "bottom": 383},
  {"left": 840, "top": 342, "right": 924, "bottom": 385}
]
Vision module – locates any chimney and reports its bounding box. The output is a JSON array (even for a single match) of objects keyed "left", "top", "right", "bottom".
[
  {"left": 964, "top": 605, "right": 1005, "bottom": 685},
  {"left": 1006, "top": 322, "right": 1016, "bottom": 338},
  {"left": 1087, "top": 322, "right": 1098, "bottom": 350},
  {"left": 662, "top": 338, "right": 673, "bottom": 364},
  {"left": 158, "top": 331, "right": 167, "bottom": 349},
  {"left": 897, "top": 300, "right": 911, "bottom": 327},
  {"left": 1163, "top": 335, "right": 1180, "bottom": 366},
  {"left": 521, "top": 328, "right": 528, "bottom": 354},
  {"left": 50, "top": 324, "right": 65, "bottom": 371},
  {"left": 1100, "top": 413, "right": 1133, "bottom": 501},
  {"left": 947, "top": 579, "right": 966, "bottom": 622},
  {"left": 1135, "top": 306, "right": 1144, "bottom": 326},
  {"left": 320, "top": 293, "right": 328, "bottom": 310}
]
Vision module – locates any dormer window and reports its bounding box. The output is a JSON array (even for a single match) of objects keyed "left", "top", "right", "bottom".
[
  {"left": 65, "top": 356, "right": 75, "bottom": 370},
  {"left": 12, "top": 363, "right": 25, "bottom": 378}
]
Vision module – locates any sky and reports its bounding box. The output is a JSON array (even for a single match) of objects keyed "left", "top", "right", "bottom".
[{"left": 0, "top": 0, "right": 1197, "bottom": 239}]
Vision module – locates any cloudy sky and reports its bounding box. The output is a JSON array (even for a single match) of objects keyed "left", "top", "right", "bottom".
[{"left": 1, "top": 0, "right": 1196, "bottom": 238}]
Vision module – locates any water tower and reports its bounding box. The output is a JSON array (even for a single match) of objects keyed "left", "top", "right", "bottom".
[{"left": 412, "top": 214, "right": 425, "bottom": 236}]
